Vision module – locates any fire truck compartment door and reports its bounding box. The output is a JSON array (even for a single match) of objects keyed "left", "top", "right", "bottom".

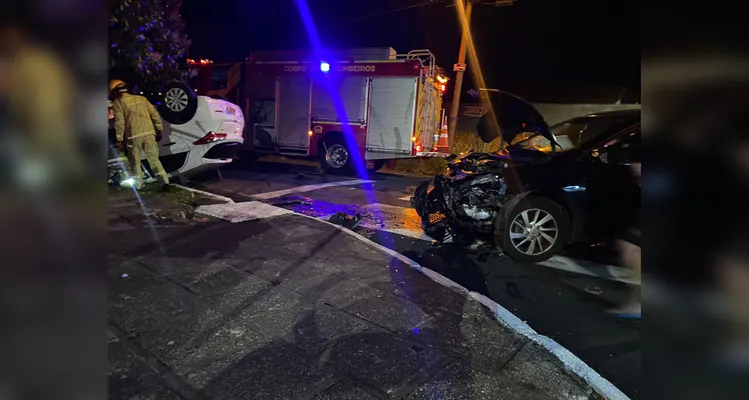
[
  {"left": 276, "top": 76, "right": 312, "bottom": 149},
  {"left": 366, "top": 77, "right": 418, "bottom": 154},
  {"left": 312, "top": 77, "right": 367, "bottom": 122},
  {"left": 252, "top": 98, "right": 276, "bottom": 147}
]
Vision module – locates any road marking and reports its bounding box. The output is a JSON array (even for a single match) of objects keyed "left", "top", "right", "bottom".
[
  {"left": 539, "top": 256, "right": 640, "bottom": 286},
  {"left": 377, "top": 226, "right": 639, "bottom": 285},
  {"left": 251, "top": 179, "right": 374, "bottom": 200},
  {"left": 195, "top": 201, "right": 293, "bottom": 222},
  {"left": 398, "top": 195, "right": 412, "bottom": 201}
]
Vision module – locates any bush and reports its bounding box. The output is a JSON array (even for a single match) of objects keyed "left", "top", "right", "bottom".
[{"left": 388, "top": 131, "right": 503, "bottom": 176}]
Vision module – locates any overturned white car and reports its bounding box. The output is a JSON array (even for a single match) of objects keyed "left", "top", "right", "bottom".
[{"left": 108, "top": 81, "right": 244, "bottom": 184}]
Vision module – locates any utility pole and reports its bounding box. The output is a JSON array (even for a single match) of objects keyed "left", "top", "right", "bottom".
[
  {"left": 446, "top": 0, "right": 516, "bottom": 151},
  {"left": 447, "top": 0, "right": 473, "bottom": 150}
]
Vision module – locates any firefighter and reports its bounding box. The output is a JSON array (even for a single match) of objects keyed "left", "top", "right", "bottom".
[{"left": 109, "top": 79, "right": 170, "bottom": 190}]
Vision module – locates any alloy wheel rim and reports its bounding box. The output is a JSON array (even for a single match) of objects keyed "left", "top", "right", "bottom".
[
  {"left": 165, "top": 88, "right": 189, "bottom": 112},
  {"left": 325, "top": 144, "right": 348, "bottom": 168},
  {"left": 509, "top": 208, "right": 558, "bottom": 256}
]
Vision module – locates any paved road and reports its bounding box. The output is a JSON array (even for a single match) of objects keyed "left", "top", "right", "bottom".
[{"left": 194, "top": 158, "right": 641, "bottom": 398}]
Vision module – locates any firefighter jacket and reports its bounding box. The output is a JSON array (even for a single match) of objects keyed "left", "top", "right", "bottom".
[{"left": 111, "top": 93, "right": 163, "bottom": 142}]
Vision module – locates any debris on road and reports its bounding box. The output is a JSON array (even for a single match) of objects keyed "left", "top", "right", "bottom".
[
  {"left": 328, "top": 212, "right": 363, "bottom": 230},
  {"left": 270, "top": 197, "right": 314, "bottom": 206}
]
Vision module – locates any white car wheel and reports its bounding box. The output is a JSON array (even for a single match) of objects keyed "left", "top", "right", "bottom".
[
  {"left": 158, "top": 82, "right": 198, "bottom": 125},
  {"left": 165, "top": 88, "right": 189, "bottom": 112}
]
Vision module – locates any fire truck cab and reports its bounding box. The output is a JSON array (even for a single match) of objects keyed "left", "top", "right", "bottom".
[{"left": 188, "top": 47, "right": 447, "bottom": 173}]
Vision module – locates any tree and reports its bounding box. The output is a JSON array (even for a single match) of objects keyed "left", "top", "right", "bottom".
[{"left": 109, "top": 0, "right": 191, "bottom": 90}]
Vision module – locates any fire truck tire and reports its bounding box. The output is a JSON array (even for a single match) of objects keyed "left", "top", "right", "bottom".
[
  {"left": 159, "top": 81, "right": 198, "bottom": 125},
  {"left": 318, "top": 136, "right": 353, "bottom": 175}
]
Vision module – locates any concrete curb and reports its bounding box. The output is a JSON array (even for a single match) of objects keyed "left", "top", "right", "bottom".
[
  {"left": 182, "top": 188, "right": 630, "bottom": 400},
  {"left": 172, "top": 184, "right": 235, "bottom": 204},
  {"left": 300, "top": 213, "right": 631, "bottom": 400}
]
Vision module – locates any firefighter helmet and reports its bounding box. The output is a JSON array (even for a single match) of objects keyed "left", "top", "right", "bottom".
[{"left": 109, "top": 79, "right": 127, "bottom": 93}]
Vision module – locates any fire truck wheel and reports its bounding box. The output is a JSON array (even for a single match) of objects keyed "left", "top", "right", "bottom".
[
  {"left": 159, "top": 81, "right": 198, "bottom": 125},
  {"left": 319, "top": 136, "right": 353, "bottom": 174}
]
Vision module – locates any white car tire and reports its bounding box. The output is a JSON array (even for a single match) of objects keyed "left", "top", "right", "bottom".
[{"left": 159, "top": 81, "right": 198, "bottom": 125}]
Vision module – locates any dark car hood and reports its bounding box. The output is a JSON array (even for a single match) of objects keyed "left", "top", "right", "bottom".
[
  {"left": 445, "top": 146, "right": 550, "bottom": 177},
  {"left": 475, "top": 90, "right": 556, "bottom": 148}
]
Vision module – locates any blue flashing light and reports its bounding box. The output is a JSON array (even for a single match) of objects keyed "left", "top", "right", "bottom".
[{"left": 320, "top": 62, "right": 330, "bottom": 72}]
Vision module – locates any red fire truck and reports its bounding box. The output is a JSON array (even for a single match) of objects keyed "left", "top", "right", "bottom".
[{"left": 185, "top": 48, "right": 447, "bottom": 173}]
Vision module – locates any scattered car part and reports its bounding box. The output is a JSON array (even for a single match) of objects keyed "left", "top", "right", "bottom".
[
  {"left": 328, "top": 212, "right": 363, "bottom": 230},
  {"left": 271, "top": 198, "right": 314, "bottom": 206}
]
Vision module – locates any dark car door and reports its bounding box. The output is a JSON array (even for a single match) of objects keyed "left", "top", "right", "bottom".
[{"left": 582, "top": 125, "right": 641, "bottom": 241}]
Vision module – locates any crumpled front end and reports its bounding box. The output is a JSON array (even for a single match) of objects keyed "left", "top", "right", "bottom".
[
  {"left": 411, "top": 176, "right": 457, "bottom": 243},
  {"left": 412, "top": 153, "right": 513, "bottom": 245}
]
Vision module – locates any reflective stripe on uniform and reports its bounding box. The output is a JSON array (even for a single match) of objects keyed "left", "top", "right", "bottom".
[{"left": 128, "top": 132, "right": 156, "bottom": 139}]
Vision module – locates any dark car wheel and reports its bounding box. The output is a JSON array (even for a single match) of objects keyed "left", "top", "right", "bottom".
[
  {"left": 159, "top": 81, "right": 198, "bottom": 125},
  {"left": 319, "top": 136, "right": 353, "bottom": 174},
  {"left": 496, "top": 196, "right": 569, "bottom": 263}
]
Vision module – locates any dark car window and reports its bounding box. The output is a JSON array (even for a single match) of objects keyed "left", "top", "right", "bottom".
[
  {"left": 598, "top": 128, "right": 641, "bottom": 164},
  {"left": 551, "top": 116, "right": 636, "bottom": 148},
  {"left": 515, "top": 115, "right": 639, "bottom": 153}
]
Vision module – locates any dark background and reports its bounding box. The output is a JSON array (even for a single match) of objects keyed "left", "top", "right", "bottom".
[{"left": 183, "top": 0, "right": 640, "bottom": 102}]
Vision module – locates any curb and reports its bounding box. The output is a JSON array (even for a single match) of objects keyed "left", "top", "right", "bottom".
[
  {"left": 182, "top": 188, "right": 630, "bottom": 400},
  {"left": 300, "top": 213, "right": 631, "bottom": 400},
  {"left": 172, "top": 184, "right": 235, "bottom": 204}
]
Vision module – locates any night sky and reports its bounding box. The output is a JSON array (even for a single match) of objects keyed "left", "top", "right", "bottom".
[{"left": 182, "top": 0, "right": 639, "bottom": 100}]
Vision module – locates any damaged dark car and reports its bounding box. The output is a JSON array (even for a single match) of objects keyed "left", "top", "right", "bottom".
[{"left": 411, "top": 91, "right": 641, "bottom": 262}]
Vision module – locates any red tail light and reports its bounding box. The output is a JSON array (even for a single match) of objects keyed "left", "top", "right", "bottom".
[{"left": 194, "top": 131, "right": 227, "bottom": 145}]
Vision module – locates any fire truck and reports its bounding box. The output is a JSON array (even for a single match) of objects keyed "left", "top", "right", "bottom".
[{"left": 185, "top": 47, "right": 448, "bottom": 173}]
